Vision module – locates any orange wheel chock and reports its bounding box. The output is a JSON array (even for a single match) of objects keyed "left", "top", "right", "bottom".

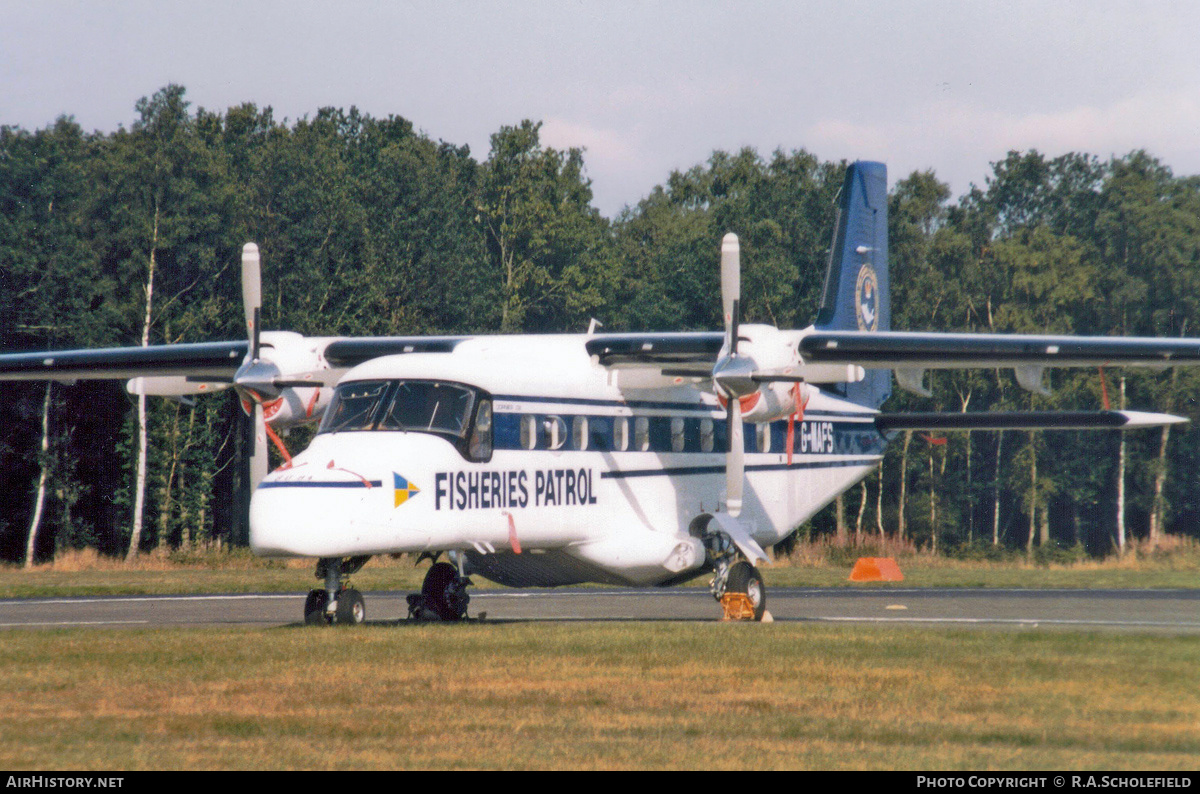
[
  {"left": 720, "top": 593, "right": 757, "bottom": 621},
  {"left": 849, "top": 557, "right": 904, "bottom": 582}
]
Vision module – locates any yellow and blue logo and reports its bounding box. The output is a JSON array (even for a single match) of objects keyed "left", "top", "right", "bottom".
[{"left": 393, "top": 473, "right": 420, "bottom": 508}]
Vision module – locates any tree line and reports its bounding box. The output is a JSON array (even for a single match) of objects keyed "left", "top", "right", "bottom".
[{"left": 3, "top": 85, "right": 1199, "bottom": 564}]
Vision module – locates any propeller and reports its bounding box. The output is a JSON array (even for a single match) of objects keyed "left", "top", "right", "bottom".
[
  {"left": 713, "top": 234, "right": 750, "bottom": 517},
  {"left": 236, "top": 243, "right": 273, "bottom": 490},
  {"left": 708, "top": 234, "right": 791, "bottom": 565}
]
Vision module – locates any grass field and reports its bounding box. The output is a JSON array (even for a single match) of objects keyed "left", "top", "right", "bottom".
[
  {"left": 2, "top": 543, "right": 1198, "bottom": 770},
  {"left": 1, "top": 623, "right": 1198, "bottom": 770}
]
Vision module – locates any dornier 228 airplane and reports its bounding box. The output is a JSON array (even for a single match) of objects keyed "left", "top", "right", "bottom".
[{"left": 4, "top": 161, "right": 1200, "bottom": 624}]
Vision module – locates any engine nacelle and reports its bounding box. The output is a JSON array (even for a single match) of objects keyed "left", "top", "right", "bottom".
[
  {"left": 716, "top": 324, "right": 809, "bottom": 423},
  {"left": 720, "top": 379, "right": 808, "bottom": 424},
  {"left": 250, "top": 331, "right": 335, "bottom": 429},
  {"left": 255, "top": 385, "right": 333, "bottom": 429},
  {"left": 130, "top": 330, "right": 338, "bottom": 429}
]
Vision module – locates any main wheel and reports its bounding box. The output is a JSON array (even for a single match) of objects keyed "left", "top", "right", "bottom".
[
  {"left": 422, "top": 561, "right": 469, "bottom": 621},
  {"left": 725, "top": 561, "right": 766, "bottom": 621},
  {"left": 335, "top": 587, "right": 366, "bottom": 626},
  {"left": 304, "top": 589, "right": 330, "bottom": 625}
]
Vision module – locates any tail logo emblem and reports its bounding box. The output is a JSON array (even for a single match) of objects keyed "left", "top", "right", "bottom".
[{"left": 855, "top": 264, "right": 878, "bottom": 332}]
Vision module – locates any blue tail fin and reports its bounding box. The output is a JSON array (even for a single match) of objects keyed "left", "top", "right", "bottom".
[{"left": 814, "top": 161, "right": 891, "bottom": 409}]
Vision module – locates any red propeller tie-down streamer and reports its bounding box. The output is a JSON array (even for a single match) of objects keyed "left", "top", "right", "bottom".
[
  {"left": 242, "top": 396, "right": 294, "bottom": 469},
  {"left": 786, "top": 383, "right": 810, "bottom": 465}
]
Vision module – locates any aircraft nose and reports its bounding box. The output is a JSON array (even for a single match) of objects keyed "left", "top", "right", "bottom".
[
  {"left": 248, "top": 476, "right": 379, "bottom": 557},
  {"left": 247, "top": 432, "right": 461, "bottom": 557}
]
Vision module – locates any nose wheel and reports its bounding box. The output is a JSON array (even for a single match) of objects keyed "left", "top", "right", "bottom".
[
  {"left": 305, "top": 556, "right": 369, "bottom": 626},
  {"left": 304, "top": 586, "right": 365, "bottom": 625}
]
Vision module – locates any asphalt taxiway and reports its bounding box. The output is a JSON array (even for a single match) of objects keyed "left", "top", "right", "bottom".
[{"left": 2, "top": 587, "right": 1199, "bottom": 632}]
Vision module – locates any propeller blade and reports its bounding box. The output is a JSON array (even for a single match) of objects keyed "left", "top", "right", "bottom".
[
  {"left": 726, "top": 397, "right": 744, "bottom": 517},
  {"left": 721, "top": 233, "right": 740, "bottom": 353},
  {"left": 241, "top": 243, "right": 262, "bottom": 361},
  {"left": 249, "top": 401, "right": 269, "bottom": 490}
]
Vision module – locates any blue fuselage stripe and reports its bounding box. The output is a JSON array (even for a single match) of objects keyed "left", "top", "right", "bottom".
[{"left": 601, "top": 458, "right": 880, "bottom": 479}]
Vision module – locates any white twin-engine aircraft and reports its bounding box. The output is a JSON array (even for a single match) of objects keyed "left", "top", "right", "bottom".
[{"left": 5, "top": 161, "right": 1200, "bottom": 624}]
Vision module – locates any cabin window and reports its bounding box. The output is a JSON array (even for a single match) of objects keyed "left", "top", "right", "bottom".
[
  {"left": 468, "top": 400, "right": 493, "bottom": 461},
  {"left": 700, "top": 419, "right": 715, "bottom": 453},
  {"left": 613, "top": 417, "right": 629, "bottom": 451},
  {"left": 544, "top": 416, "right": 567, "bottom": 450},
  {"left": 670, "top": 417, "right": 686, "bottom": 453},
  {"left": 520, "top": 414, "right": 538, "bottom": 450},
  {"left": 634, "top": 416, "right": 650, "bottom": 452},
  {"left": 572, "top": 416, "right": 589, "bottom": 450}
]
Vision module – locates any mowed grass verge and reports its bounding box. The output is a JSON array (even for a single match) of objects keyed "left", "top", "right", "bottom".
[
  {"left": 3, "top": 540, "right": 1200, "bottom": 597},
  {"left": 1, "top": 622, "right": 1198, "bottom": 770}
]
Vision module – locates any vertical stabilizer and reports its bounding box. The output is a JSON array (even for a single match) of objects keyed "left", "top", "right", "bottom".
[{"left": 814, "top": 161, "right": 891, "bottom": 408}]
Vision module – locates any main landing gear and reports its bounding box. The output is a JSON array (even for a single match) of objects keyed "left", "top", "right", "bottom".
[
  {"left": 407, "top": 559, "right": 472, "bottom": 622},
  {"left": 703, "top": 531, "right": 769, "bottom": 622},
  {"left": 305, "top": 556, "right": 370, "bottom": 626}
]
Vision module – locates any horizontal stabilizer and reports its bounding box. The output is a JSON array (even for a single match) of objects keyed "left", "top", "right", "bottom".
[{"left": 875, "top": 410, "right": 1187, "bottom": 433}]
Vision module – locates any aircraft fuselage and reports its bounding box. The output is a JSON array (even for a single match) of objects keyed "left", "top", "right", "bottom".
[{"left": 249, "top": 334, "right": 886, "bottom": 587}]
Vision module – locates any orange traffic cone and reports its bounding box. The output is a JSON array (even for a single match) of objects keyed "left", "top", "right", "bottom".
[{"left": 849, "top": 557, "right": 904, "bottom": 582}]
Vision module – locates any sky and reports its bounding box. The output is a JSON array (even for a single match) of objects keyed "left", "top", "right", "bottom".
[{"left": 3, "top": 1, "right": 1199, "bottom": 217}]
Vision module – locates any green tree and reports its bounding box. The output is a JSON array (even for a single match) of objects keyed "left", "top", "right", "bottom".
[{"left": 479, "top": 120, "right": 613, "bottom": 333}]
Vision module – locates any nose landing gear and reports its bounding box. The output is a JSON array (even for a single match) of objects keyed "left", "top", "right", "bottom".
[{"left": 305, "top": 556, "right": 370, "bottom": 626}]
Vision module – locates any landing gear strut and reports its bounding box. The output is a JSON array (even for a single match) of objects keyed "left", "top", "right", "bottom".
[
  {"left": 305, "top": 556, "right": 370, "bottom": 626},
  {"left": 407, "top": 560, "right": 471, "bottom": 621}
]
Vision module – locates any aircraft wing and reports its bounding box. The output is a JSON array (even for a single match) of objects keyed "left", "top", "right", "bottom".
[
  {"left": 800, "top": 330, "right": 1200, "bottom": 396},
  {"left": 585, "top": 329, "right": 1200, "bottom": 372},
  {"left": 800, "top": 330, "right": 1200, "bottom": 368},
  {"left": 0, "top": 336, "right": 473, "bottom": 383},
  {"left": 584, "top": 332, "right": 725, "bottom": 368},
  {"left": 0, "top": 341, "right": 248, "bottom": 382},
  {"left": 323, "top": 336, "right": 469, "bottom": 368}
]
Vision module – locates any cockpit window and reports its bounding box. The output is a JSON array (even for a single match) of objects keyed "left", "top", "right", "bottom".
[
  {"left": 319, "top": 380, "right": 390, "bottom": 433},
  {"left": 318, "top": 379, "right": 492, "bottom": 462},
  {"left": 378, "top": 381, "right": 475, "bottom": 436}
]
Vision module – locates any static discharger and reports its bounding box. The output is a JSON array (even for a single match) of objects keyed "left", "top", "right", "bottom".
[{"left": 849, "top": 557, "right": 904, "bottom": 582}]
